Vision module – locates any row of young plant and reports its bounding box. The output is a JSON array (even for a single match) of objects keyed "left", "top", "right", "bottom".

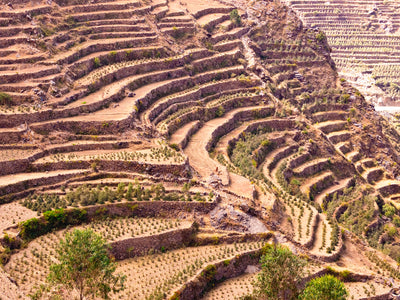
[{"left": 21, "top": 181, "right": 213, "bottom": 213}]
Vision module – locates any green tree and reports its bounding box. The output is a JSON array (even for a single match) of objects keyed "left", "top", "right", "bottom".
[
  {"left": 300, "top": 274, "right": 348, "bottom": 300},
  {"left": 126, "top": 183, "right": 133, "bottom": 201},
  {"left": 117, "top": 182, "right": 125, "bottom": 200},
  {"left": 47, "top": 229, "right": 125, "bottom": 300},
  {"left": 252, "top": 244, "right": 306, "bottom": 300}
]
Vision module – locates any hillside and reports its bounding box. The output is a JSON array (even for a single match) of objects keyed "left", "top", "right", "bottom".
[
  {"left": 1, "top": 0, "right": 400, "bottom": 299},
  {"left": 282, "top": 0, "right": 400, "bottom": 106}
]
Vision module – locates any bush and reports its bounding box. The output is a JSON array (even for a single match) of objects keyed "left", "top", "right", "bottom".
[
  {"left": 19, "top": 208, "right": 88, "bottom": 240},
  {"left": 315, "top": 31, "right": 326, "bottom": 42},
  {"left": 300, "top": 274, "right": 348, "bottom": 300},
  {"left": 230, "top": 9, "right": 241, "bottom": 26},
  {"left": 93, "top": 57, "right": 101, "bottom": 68},
  {"left": 0, "top": 92, "right": 12, "bottom": 106},
  {"left": 383, "top": 203, "right": 396, "bottom": 218},
  {"left": 393, "top": 215, "right": 400, "bottom": 227}
]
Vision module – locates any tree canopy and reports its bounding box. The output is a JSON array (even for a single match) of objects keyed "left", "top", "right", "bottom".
[
  {"left": 47, "top": 229, "right": 125, "bottom": 300},
  {"left": 300, "top": 274, "right": 348, "bottom": 300},
  {"left": 252, "top": 244, "right": 306, "bottom": 300}
]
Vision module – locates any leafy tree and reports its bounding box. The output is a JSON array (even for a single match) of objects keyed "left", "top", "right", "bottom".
[
  {"left": 300, "top": 274, "right": 348, "bottom": 300},
  {"left": 47, "top": 229, "right": 125, "bottom": 300},
  {"left": 126, "top": 183, "right": 133, "bottom": 201},
  {"left": 117, "top": 182, "right": 125, "bottom": 200},
  {"left": 252, "top": 244, "right": 306, "bottom": 300}
]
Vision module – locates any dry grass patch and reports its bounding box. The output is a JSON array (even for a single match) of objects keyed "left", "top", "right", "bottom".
[{"left": 0, "top": 148, "right": 40, "bottom": 161}]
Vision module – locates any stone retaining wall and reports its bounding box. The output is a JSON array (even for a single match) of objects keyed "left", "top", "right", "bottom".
[
  {"left": 180, "top": 121, "right": 202, "bottom": 149},
  {"left": 205, "top": 106, "right": 275, "bottom": 151},
  {"left": 211, "top": 27, "right": 249, "bottom": 44},
  {"left": 213, "top": 40, "right": 242, "bottom": 52},
  {"left": 252, "top": 136, "right": 285, "bottom": 167},
  {"left": 193, "top": 7, "right": 234, "bottom": 19},
  {"left": 0, "top": 171, "right": 88, "bottom": 197},
  {"left": 150, "top": 80, "right": 252, "bottom": 123},
  {"left": 110, "top": 225, "right": 196, "bottom": 260},
  {"left": 294, "top": 159, "right": 330, "bottom": 177},
  {"left": 0, "top": 141, "right": 130, "bottom": 176},
  {"left": 169, "top": 249, "right": 261, "bottom": 300},
  {"left": 306, "top": 104, "right": 349, "bottom": 115},
  {"left": 70, "top": 46, "right": 170, "bottom": 80},
  {"left": 31, "top": 159, "right": 190, "bottom": 178}
]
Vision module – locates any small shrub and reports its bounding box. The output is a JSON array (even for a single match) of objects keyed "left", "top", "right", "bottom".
[
  {"left": 230, "top": 9, "right": 241, "bottom": 26},
  {"left": 0, "top": 92, "right": 12, "bottom": 106}
]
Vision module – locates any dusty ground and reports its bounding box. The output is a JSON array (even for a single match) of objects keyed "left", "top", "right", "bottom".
[{"left": 0, "top": 202, "right": 37, "bottom": 233}]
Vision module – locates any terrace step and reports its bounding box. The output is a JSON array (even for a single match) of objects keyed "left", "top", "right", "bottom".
[
  {"left": 300, "top": 171, "right": 335, "bottom": 199},
  {"left": 0, "top": 169, "right": 89, "bottom": 197},
  {"left": 44, "top": 36, "right": 158, "bottom": 65},
  {"left": 0, "top": 65, "right": 60, "bottom": 84},
  {"left": 71, "top": 24, "right": 152, "bottom": 34},
  {"left": 144, "top": 78, "right": 249, "bottom": 125},
  {"left": 376, "top": 180, "right": 400, "bottom": 197},
  {"left": 88, "top": 31, "right": 156, "bottom": 40},
  {"left": 197, "top": 13, "right": 230, "bottom": 32},
  {"left": 327, "top": 130, "right": 351, "bottom": 144},
  {"left": 264, "top": 144, "right": 299, "bottom": 176},
  {"left": 312, "top": 110, "right": 348, "bottom": 123},
  {"left": 81, "top": 18, "right": 146, "bottom": 26},
  {"left": 314, "top": 177, "right": 355, "bottom": 206},
  {"left": 210, "top": 27, "right": 249, "bottom": 44},
  {"left": 336, "top": 141, "right": 352, "bottom": 155},
  {"left": 346, "top": 150, "right": 361, "bottom": 163},
  {"left": 68, "top": 7, "right": 151, "bottom": 23},
  {"left": 0, "top": 53, "right": 46, "bottom": 65},
  {"left": 309, "top": 214, "right": 331, "bottom": 255},
  {"left": 61, "top": 0, "right": 141, "bottom": 13},
  {"left": 355, "top": 158, "right": 376, "bottom": 173},
  {"left": 293, "top": 157, "right": 331, "bottom": 177},
  {"left": 315, "top": 120, "right": 347, "bottom": 134},
  {"left": 169, "top": 120, "right": 201, "bottom": 150},
  {"left": 362, "top": 167, "right": 384, "bottom": 184},
  {"left": 183, "top": 106, "right": 269, "bottom": 199}
]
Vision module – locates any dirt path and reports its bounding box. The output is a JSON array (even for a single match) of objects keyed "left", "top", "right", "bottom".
[
  {"left": 314, "top": 177, "right": 353, "bottom": 206},
  {"left": 184, "top": 107, "right": 262, "bottom": 199},
  {"left": 0, "top": 169, "right": 87, "bottom": 187},
  {"left": 169, "top": 120, "right": 200, "bottom": 147},
  {"left": 300, "top": 171, "right": 333, "bottom": 194},
  {"left": 264, "top": 145, "right": 297, "bottom": 185}
]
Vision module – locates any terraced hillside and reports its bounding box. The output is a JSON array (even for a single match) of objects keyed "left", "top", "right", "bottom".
[
  {"left": 2, "top": 0, "right": 400, "bottom": 298},
  {"left": 281, "top": 0, "right": 400, "bottom": 106}
]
